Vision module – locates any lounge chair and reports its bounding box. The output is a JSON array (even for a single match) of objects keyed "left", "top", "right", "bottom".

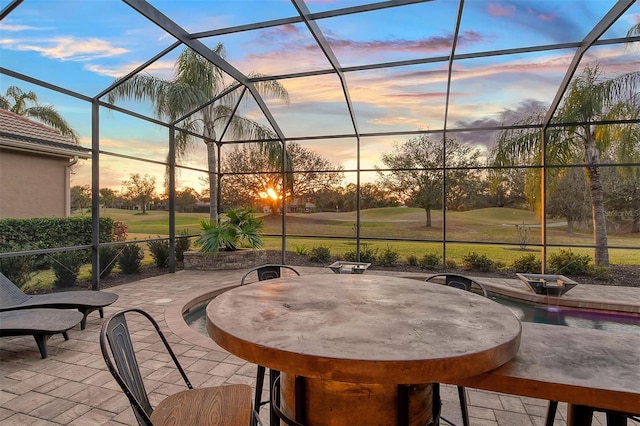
[
  {"left": 0, "top": 272, "right": 118, "bottom": 330},
  {"left": 0, "top": 308, "right": 83, "bottom": 358}
]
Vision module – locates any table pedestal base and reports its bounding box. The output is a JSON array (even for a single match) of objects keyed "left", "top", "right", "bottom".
[{"left": 280, "top": 373, "right": 436, "bottom": 425}]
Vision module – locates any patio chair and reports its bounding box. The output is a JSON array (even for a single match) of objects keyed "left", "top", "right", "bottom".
[
  {"left": 240, "top": 264, "right": 300, "bottom": 285},
  {"left": 100, "top": 308, "right": 252, "bottom": 426},
  {"left": 240, "top": 264, "right": 300, "bottom": 426},
  {"left": 0, "top": 308, "right": 83, "bottom": 358},
  {"left": 424, "top": 273, "right": 489, "bottom": 298},
  {"left": 0, "top": 272, "right": 118, "bottom": 330},
  {"left": 424, "top": 273, "right": 492, "bottom": 426},
  {"left": 544, "top": 401, "right": 639, "bottom": 426}
]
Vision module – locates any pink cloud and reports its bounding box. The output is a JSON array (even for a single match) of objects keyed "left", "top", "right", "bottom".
[
  {"left": 526, "top": 7, "right": 556, "bottom": 23},
  {"left": 488, "top": 3, "right": 516, "bottom": 17},
  {"left": 325, "top": 31, "right": 483, "bottom": 55}
]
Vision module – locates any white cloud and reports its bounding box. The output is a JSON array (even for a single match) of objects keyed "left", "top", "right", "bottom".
[
  {"left": 85, "top": 59, "right": 176, "bottom": 79},
  {"left": 0, "top": 23, "right": 41, "bottom": 31},
  {"left": 7, "top": 36, "right": 128, "bottom": 61}
]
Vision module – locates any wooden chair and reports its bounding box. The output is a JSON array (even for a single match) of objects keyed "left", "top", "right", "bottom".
[
  {"left": 240, "top": 264, "right": 300, "bottom": 425},
  {"left": 100, "top": 308, "right": 252, "bottom": 426}
]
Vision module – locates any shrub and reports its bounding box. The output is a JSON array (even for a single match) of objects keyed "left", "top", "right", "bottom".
[
  {"left": 511, "top": 254, "right": 541, "bottom": 273},
  {"left": 445, "top": 259, "right": 458, "bottom": 269},
  {"left": 196, "top": 208, "right": 263, "bottom": 252},
  {"left": 407, "top": 254, "right": 418, "bottom": 267},
  {"left": 113, "top": 221, "right": 128, "bottom": 241},
  {"left": 359, "top": 244, "right": 378, "bottom": 264},
  {"left": 419, "top": 252, "right": 441, "bottom": 270},
  {"left": 344, "top": 244, "right": 377, "bottom": 264},
  {"left": 99, "top": 246, "right": 120, "bottom": 279},
  {"left": 148, "top": 237, "right": 170, "bottom": 268},
  {"left": 51, "top": 250, "right": 85, "bottom": 288},
  {"left": 175, "top": 229, "right": 191, "bottom": 262},
  {"left": 118, "top": 243, "right": 144, "bottom": 274},
  {"left": 548, "top": 249, "right": 592, "bottom": 276},
  {"left": 0, "top": 217, "right": 114, "bottom": 249},
  {"left": 294, "top": 245, "right": 308, "bottom": 256},
  {"left": 0, "top": 242, "right": 34, "bottom": 287},
  {"left": 343, "top": 250, "right": 356, "bottom": 262},
  {"left": 494, "top": 260, "right": 507, "bottom": 271},
  {"left": 462, "top": 252, "right": 495, "bottom": 272},
  {"left": 377, "top": 245, "right": 399, "bottom": 267},
  {"left": 308, "top": 245, "right": 332, "bottom": 263}
]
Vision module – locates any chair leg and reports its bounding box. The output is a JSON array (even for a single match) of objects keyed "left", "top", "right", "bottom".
[
  {"left": 458, "top": 386, "right": 470, "bottom": 426},
  {"left": 546, "top": 401, "right": 558, "bottom": 426},
  {"left": 605, "top": 411, "right": 628, "bottom": 426},
  {"left": 270, "top": 369, "right": 280, "bottom": 426},
  {"left": 253, "top": 365, "right": 266, "bottom": 426},
  {"left": 32, "top": 334, "right": 49, "bottom": 359},
  {"left": 567, "top": 404, "right": 594, "bottom": 426}
]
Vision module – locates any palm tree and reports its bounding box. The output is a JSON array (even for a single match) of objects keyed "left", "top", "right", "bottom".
[
  {"left": 0, "top": 86, "right": 79, "bottom": 142},
  {"left": 493, "top": 65, "right": 639, "bottom": 267},
  {"left": 107, "top": 44, "right": 289, "bottom": 222}
]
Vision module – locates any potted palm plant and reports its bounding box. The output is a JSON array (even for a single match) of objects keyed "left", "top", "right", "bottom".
[{"left": 184, "top": 208, "right": 267, "bottom": 270}]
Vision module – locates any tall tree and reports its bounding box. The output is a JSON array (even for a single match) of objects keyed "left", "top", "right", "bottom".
[
  {"left": 287, "top": 142, "right": 344, "bottom": 200},
  {"left": 175, "top": 187, "right": 200, "bottom": 213},
  {"left": 0, "top": 86, "right": 79, "bottom": 142},
  {"left": 70, "top": 185, "right": 91, "bottom": 214},
  {"left": 121, "top": 173, "right": 156, "bottom": 214},
  {"left": 99, "top": 188, "right": 119, "bottom": 208},
  {"left": 493, "top": 66, "right": 639, "bottom": 266},
  {"left": 546, "top": 166, "right": 591, "bottom": 234},
  {"left": 107, "top": 44, "right": 289, "bottom": 221},
  {"left": 220, "top": 143, "right": 343, "bottom": 213},
  {"left": 377, "top": 135, "right": 482, "bottom": 227}
]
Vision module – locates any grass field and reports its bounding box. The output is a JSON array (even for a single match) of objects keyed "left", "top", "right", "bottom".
[
  {"left": 98, "top": 207, "right": 639, "bottom": 266},
  {"left": 20, "top": 206, "right": 637, "bottom": 291}
]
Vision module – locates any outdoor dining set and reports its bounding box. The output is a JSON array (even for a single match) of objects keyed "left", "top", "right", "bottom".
[{"left": 1, "top": 266, "right": 638, "bottom": 426}]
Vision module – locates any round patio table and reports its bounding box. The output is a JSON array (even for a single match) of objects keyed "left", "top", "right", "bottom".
[{"left": 207, "top": 274, "right": 521, "bottom": 425}]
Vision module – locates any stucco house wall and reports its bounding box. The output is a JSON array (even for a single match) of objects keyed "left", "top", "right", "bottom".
[
  {"left": 0, "top": 109, "right": 90, "bottom": 219},
  {"left": 0, "top": 149, "right": 72, "bottom": 218}
]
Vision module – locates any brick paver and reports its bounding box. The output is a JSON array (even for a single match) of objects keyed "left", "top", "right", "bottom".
[{"left": 1, "top": 268, "right": 638, "bottom": 425}]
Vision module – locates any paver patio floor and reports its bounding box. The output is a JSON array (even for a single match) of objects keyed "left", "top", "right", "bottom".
[{"left": 1, "top": 267, "right": 638, "bottom": 425}]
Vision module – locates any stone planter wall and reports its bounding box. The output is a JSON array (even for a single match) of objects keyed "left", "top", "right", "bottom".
[{"left": 183, "top": 249, "right": 267, "bottom": 270}]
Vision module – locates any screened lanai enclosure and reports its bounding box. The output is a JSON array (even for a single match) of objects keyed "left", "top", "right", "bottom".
[{"left": 1, "top": 0, "right": 638, "bottom": 289}]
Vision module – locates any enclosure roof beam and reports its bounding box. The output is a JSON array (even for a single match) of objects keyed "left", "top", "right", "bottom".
[
  {"left": 192, "top": 0, "right": 432, "bottom": 38},
  {"left": 292, "top": 0, "right": 360, "bottom": 137},
  {"left": 542, "top": 0, "right": 636, "bottom": 130},
  {"left": 122, "top": 0, "right": 287, "bottom": 142}
]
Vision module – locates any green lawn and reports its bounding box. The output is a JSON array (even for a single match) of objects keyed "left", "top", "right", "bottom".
[
  {"left": 21, "top": 206, "right": 637, "bottom": 291},
  {"left": 93, "top": 207, "right": 638, "bottom": 266}
]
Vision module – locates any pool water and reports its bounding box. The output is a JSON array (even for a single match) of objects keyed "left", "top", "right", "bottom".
[
  {"left": 185, "top": 295, "right": 640, "bottom": 335},
  {"left": 492, "top": 296, "right": 639, "bottom": 334}
]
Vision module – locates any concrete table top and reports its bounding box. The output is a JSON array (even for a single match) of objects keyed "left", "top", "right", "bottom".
[{"left": 207, "top": 274, "right": 522, "bottom": 385}]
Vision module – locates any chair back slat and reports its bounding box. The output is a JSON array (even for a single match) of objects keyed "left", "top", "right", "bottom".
[
  {"left": 258, "top": 265, "right": 282, "bottom": 281},
  {"left": 240, "top": 264, "right": 300, "bottom": 286},
  {"left": 103, "top": 313, "right": 152, "bottom": 425},
  {"left": 425, "top": 273, "right": 489, "bottom": 298},
  {"left": 0, "top": 272, "right": 30, "bottom": 307}
]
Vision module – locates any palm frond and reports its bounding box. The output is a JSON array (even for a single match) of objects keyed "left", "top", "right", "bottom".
[
  {"left": 248, "top": 72, "right": 290, "bottom": 105},
  {"left": 24, "top": 106, "right": 79, "bottom": 142}
]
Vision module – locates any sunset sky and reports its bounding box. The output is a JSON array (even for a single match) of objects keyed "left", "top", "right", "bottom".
[{"left": 1, "top": 0, "right": 638, "bottom": 192}]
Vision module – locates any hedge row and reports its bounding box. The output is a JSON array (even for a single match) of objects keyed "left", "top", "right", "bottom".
[{"left": 0, "top": 217, "right": 115, "bottom": 250}]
